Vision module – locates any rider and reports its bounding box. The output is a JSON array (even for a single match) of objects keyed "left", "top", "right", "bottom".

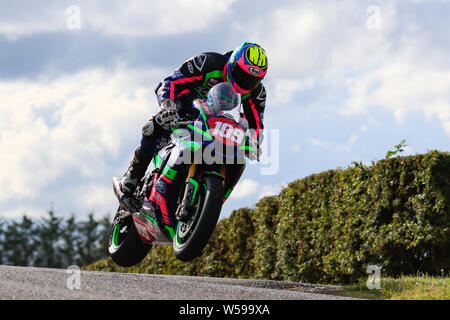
[{"left": 120, "top": 42, "right": 268, "bottom": 204}]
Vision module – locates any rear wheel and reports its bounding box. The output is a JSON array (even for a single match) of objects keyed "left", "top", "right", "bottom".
[
  {"left": 108, "top": 208, "right": 152, "bottom": 267},
  {"left": 173, "top": 175, "right": 223, "bottom": 261}
]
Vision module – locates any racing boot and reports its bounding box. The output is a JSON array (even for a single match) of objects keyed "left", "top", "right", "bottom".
[
  {"left": 120, "top": 146, "right": 152, "bottom": 197},
  {"left": 120, "top": 111, "right": 174, "bottom": 197}
]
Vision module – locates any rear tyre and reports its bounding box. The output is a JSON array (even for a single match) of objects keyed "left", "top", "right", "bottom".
[
  {"left": 173, "top": 175, "right": 223, "bottom": 261},
  {"left": 108, "top": 208, "right": 152, "bottom": 267}
]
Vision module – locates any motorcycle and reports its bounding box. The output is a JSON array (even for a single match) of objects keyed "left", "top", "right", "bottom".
[{"left": 108, "top": 83, "right": 255, "bottom": 266}]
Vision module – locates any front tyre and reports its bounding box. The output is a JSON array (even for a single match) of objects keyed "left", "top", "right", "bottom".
[
  {"left": 173, "top": 175, "right": 223, "bottom": 261},
  {"left": 108, "top": 208, "right": 152, "bottom": 267}
]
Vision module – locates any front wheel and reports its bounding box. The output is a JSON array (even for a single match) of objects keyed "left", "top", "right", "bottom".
[
  {"left": 173, "top": 175, "right": 223, "bottom": 261},
  {"left": 108, "top": 208, "right": 152, "bottom": 267}
]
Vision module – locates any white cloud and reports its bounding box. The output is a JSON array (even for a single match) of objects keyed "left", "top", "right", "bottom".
[
  {"left": 229, "top": 179, "right": 259, "bottom": 200},
  {"left": 0, "top": 0, "right": 237, "bottom": 38},
  {"left": 343, "top": 50, "right": 450, "bottom": 134},
  {"left": 75, "top": 183, "right": 117, "bottom": 219},
  {"left": 87, "top": 0, "right": 237, "bottom": 37},
  {"left": 0, "top": 4, "right": 63, "bottom": 40},
  {"left": 272, "top": 77, "right": 315, "bottom": 104},
  {"left": 229, "top": 178, "right": 280, "bottom": 201},
  {"left": 292, "top": 144, "right": 302, "bottom": 153},
  {"left": 306, "top": 137, "right": 326, "bottom": 147},
  {"left": 258, "top": 185, "right": 280, "bottom": 200},
  {"left": 237, "top": 0, "right": 450, "bottom": 135},
  {"left": 336, "top": 134, "right": 358, "bottom": 152},
  {"left": 0, "top": 66, "right": 162, "bottom": 203},
  {"left": 240, "top": 1, "right": 395, "bottom": 78},
  {"left": 0, "top": 206, "right": 46, "bottom": 219},
  {"left": 306, "top": 134, "right": 358, "bottom": 152},
  {"left": 232, "top": 1, "right": 396, "bottom": 111}
]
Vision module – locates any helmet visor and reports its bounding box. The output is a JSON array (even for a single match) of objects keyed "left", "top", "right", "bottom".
[{"left": 230, "top": 63, "right": 263, "bottom": 91}]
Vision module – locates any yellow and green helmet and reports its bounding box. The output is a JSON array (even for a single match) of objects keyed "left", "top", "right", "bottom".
[{"left": 226, "top": 42, "right": 268, "bottom": 94}]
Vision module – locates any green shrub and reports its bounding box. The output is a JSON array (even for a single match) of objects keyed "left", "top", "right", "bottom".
[
  {"left": 275, "top": 150, "right": 450, "bottom": 283},
  {"left": 251, "top": 196, "right": 280, "bottom": 280}
]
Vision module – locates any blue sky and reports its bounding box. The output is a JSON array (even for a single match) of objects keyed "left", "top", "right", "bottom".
[{"left": 0, "top": 0, "right": 449, "bottom": 221}]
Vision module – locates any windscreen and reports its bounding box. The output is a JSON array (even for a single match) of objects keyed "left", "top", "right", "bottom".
[{"left": 206, "top": 83, "right": 244, "bottom": 125}]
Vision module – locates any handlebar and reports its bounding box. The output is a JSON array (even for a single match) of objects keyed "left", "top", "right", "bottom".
[{"left": 176, "top": 121, "right": 192, "bottom": 127}]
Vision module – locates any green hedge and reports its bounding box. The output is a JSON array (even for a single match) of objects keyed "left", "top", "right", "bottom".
[{"left": 85, "top": 151, "right": 450, "bottom": 284}]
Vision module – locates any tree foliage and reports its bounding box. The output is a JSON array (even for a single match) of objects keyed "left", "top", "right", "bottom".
[{"left": 0, "top": 211, "right": 111, "bottom": 268}]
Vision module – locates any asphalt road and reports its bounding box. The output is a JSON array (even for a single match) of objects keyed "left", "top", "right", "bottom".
[{"left": 0, "top": 265, "right": 356, "bottom": 300}]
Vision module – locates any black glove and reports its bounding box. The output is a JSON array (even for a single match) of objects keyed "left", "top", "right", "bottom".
[{"left": 246, "top": 136, "right": 262, "bottom": 161}]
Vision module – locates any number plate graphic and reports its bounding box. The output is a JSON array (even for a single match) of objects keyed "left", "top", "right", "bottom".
[{"left": 207, "top": 117, "right": 245, "bottom": 146}]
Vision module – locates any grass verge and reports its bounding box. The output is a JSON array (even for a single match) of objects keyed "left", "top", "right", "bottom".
[{"left": 336, "top": 275, "right": 450, "bottom": 300}]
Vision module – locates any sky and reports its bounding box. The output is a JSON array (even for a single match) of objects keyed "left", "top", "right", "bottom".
[{"left": 0, "top": 0, "right": 449, "bottom": 221}]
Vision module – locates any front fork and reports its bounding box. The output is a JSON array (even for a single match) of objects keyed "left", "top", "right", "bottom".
[
  {"left": 176, "top": 164, "right": 228, "bottom": 221},
  {"left": 176, "top": 161, "right": 246, "bottom": 221},
  {"left": 176, "top": 164, "right": 198, "bottom": 221}
]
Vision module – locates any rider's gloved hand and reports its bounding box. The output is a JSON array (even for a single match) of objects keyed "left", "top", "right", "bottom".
[
  {"left": 246, "top": 136, "right": 262, "bottom": 161},
  {"left": 161, "top": 98, "right": 177, "bottom": 110},
  {"left": 155, "top": 99, "right": 179, "bottom": 130}
]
